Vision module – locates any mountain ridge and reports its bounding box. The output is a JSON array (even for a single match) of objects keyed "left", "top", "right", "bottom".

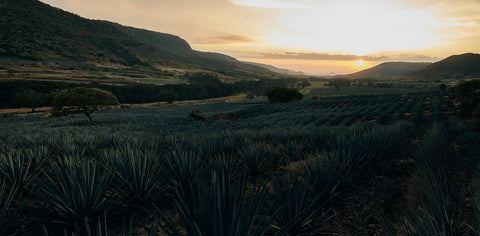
[
  {"left": 344, "top": 62, "right": 431, "bottom": 78},
  {"left": 0, "top": 0, "right": 275, "bottom": 78}
]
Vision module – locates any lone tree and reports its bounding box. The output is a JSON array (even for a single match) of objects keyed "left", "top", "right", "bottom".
[
  {"left": 53, "top": 87, "right": 119, "bottom": 122},
  {"left": 267, "top": 86, "right": 303, "bottom": 103}
]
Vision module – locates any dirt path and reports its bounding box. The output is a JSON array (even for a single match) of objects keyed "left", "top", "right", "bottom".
[{"left": 0, "top": 94, "right": 249, "bottom": 117}]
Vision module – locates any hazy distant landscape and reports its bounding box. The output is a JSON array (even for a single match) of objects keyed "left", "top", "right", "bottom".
[{"left": 2, "top": 0, "right": 480, "bottom": 235}]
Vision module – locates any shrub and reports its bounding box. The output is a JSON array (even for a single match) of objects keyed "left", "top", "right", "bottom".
[
  {"left": 267, "top": 86, "right": 303, "bottom": 103},
  {"left": 188, "top": 109, "right": 209, "bottom": 122}
]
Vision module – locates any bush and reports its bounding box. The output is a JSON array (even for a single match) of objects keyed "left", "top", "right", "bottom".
[
  {"left": 453, "top": 80, "right": 480, "bottom": 118},
  {"left": 267, "top": 86, "right": 303, "bottom": 103}
]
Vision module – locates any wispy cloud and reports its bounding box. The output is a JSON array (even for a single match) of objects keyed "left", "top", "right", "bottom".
[
  {"left": 248, "top": 52, "right": 440, "bottom": 62},
  {"left": 230, "top": 0, "right": 312, "bottom": 9},
  {"left": 383, "top": 53, "right": 441, "bottom": 62},
  {"left": 193, "top": 34, "right": 256, "bottom": 44},
  {"left": 255, "top": 52, "right": 388, "bottom": 61}
]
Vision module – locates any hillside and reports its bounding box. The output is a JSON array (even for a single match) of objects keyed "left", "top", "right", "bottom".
[
  {"left": 345, "top": 62, "right": 431, "bottom": 78},
  {"left": 0, "top": 0, "right": 274, "bottom": 78},
  {"left": 409, "top": 53, "right": 480, "bottom": 79},
  {"left": 244, "top": 61, "right": 305, "bottom": 75}
]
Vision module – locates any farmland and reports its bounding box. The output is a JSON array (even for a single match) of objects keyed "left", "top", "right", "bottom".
[{"left": 1, "top": 89, "right": 479, "bottom": 235}]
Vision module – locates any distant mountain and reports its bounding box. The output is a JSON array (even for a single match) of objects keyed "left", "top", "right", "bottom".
[
  {"left": 244, "top": 62, "right": 305, "bottom": 75},
  {"left": 408, "top": 53, "right": 480, "bottom": 79},
  {"left": 345, "top": 62, "right": 431, "bottom": 78},
  {"left": 0, "top": 0, "right": 274, "bottom": 77}
]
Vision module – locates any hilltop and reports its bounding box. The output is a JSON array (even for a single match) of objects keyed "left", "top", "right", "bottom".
[{"left": 408, "top": 53, "right": 480, "bottom": 79}]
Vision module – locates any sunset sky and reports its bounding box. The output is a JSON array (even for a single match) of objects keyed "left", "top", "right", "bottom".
[{"left": 41, "top": 0, "right": 480, "bottom": 75}]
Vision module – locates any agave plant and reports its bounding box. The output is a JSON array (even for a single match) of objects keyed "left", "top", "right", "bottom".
[
  {"left": 164, "top": 149, "right": 205, "bottom": 203},
  {"left": 282, "top": 140, "right": 306, "bottom": 162},
  {"left": 393, "top": 123, "right": 459, "bottom": 235},
  {"left": 0, "top": 149, "right": 38, "bottom": 192},
  {"left": 42, "top": 212, "right": 136, "bottom": 236},
  {"left": 238, "top": 144, "right": 267, "bottom": 177},
  {"left": 161, "top": 171, "right": 275, "bottom": 236},
  {"left": 300, "top": 151, "right": 368, "bottom": 204},
  {"left": 37, "top": 156, "right": 114, "bottom": 232},
  {"left": 101, "top": 148, "right": 166, "bottom": 209},
  {"left": 56, "top": 135, "right": 85, "bottom": 158},
  {"left": 208, "top": 154, "right": 240, "bottom": 180},
  {"left": 0, "top": 180, "right": 19, "bottom": 230},
  {"left": 268, "top": 173, "right": 324, "bottom": 235}
]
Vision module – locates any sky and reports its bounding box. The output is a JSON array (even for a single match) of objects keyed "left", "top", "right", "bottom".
[{"left": 41, "top": 0, "right": 480, "bottom": 75}]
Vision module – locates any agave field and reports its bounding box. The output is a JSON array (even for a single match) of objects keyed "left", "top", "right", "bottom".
[{"left": 1, "top": 89, "right": 479, "bottom": 235}]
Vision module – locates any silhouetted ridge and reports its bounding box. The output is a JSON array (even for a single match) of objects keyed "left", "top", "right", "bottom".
[
  {"left": 346, "top": 62, "right": 431, "bottom": 78},
  {"left": 409, "top": 53, "right": 480, "bottom": 79}
]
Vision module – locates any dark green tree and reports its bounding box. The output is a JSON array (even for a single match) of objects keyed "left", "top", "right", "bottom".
[
  {"left": 453, "top": 80, "right": 480, "bottom": 117},
  {"left": 155, "top": 90, "right": 178, "bottom": 104},
  {"left": 266, "top": 86, "right": 303, "bottom": 103},
  {"left": 53, "top": 87, "right": 119, "bottom": 122},
  {"left": 13, "top": 89, "right": 45, "bottom": 112}
]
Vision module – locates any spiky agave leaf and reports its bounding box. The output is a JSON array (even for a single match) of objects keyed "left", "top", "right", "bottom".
[
  {"left": 37, "top": 156, "right": 114, "bottom": 231},
  {"left": 238, "top": 144, "right": 266, "bottom": 177},
  {"left": 268, "top": 173, "right": 324, "bottom": 235},
  {"left": 301, "top": 151, "right": 368, "bottom": 202},
  {"left": 164, "top": 150, "right": 204, "bottom": 190},
  {"left": 0, "top": 180, "right": 19, "bottom": 230},
  {"left": 208, "top": 154, "right": 240, "bottom": 180},
  {"left": 170, "top": 171, "right": 275, "bottom": 236},
  {"left": 101, "top": 147, "right": 166, "bottom": 208},
  {"left": 0, "top": 149, "right": 38, "bottom": 192}
]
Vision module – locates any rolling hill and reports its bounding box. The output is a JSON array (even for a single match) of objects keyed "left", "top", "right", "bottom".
[
  {"left": 408, "top": 53, "right": 480, "bottom": 79},
  {"left": 0, "top": 0, "right": 275, "bottom": 78},
  {"left": 345, "top": 62, "right": 431, "bottom": 78}
]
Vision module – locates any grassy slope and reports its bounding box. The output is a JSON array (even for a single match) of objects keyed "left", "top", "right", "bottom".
[{"left": 0, "top": 0, "right": 275, "bottom": 78}]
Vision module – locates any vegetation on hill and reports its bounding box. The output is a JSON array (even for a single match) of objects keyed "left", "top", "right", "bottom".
[
  {"left": 409, "top": 53, "right": 480, "bottom": 79},
  {"left": 345, "top": 62, "right": 431, "bottom": 78},
  {"left": 0, "top": 0, "right": 275, "bottom": 78}
]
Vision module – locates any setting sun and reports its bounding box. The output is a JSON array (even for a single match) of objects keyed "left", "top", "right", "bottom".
[{"left": 354, "top": 60, "right": 365, "bottom": 68}]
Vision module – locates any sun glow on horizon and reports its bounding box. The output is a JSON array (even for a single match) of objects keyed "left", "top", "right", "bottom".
[{"left": 354, "top": 59, "right": 365, "bottom": 68}]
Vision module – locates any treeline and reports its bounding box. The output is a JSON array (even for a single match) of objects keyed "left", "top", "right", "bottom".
[
  {"left": 326, "top": 78, "right": 394, "bottom": 88},
  {"left": 0, "top": 77, "right": 295, "bottom": 109}
]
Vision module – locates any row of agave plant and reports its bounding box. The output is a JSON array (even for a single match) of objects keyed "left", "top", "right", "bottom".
[
  {"left": 382, "top": 120, "right": 480, "bottom": 235},
  {"left": 0, "top": 120, "right": 417, "bottom": 235},
  {"left": 468, "top": 128, "right": 480, "bottom": 233}
]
